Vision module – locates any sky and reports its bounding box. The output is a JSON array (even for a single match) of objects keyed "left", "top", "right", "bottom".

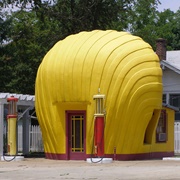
[{"left": 158, "top": 0, "right": 180, "bottom": 12}]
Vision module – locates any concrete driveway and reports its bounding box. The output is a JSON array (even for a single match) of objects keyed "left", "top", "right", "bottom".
[{"left": 0, "top": 158, "right": 180, "bottom": 179}]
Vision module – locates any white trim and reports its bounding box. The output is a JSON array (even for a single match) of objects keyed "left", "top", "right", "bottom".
[
  {"left": 161, "top": 61, "right": 180, "bottom": 74},
  {"left": 0, "top": 93, "right": 35, "bottom": 106}
]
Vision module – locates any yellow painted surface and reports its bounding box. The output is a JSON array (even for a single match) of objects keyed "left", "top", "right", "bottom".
[
  {"left": 151, "top": 107, "right": 174, "bottom": 153},
  {"left": 35, "top": 30, "right": 163, "bottom": 156},
  {"left": 8, "top": 117, "right": 17, "bottom": 155}
]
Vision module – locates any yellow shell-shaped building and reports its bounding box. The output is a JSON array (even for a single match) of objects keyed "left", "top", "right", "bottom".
[{"left": 35, "top": 30, "right": 173, "bottom": 160}]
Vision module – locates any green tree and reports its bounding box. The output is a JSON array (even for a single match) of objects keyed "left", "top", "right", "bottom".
[
  {"left": 1, "top": 0, "right": 137, "bottom": 94},
  {"left": 0, "top": 10, "right": 49, "bottom": 94},
  {"left": 129, "top": 0, "right": 160, "bottom": 49},
  {"left": 155, "top": 9, "right": 180, "bottom": 50},
  {"left": 0, "top": 8, "right": 13, "bottom": 92},
  {"left": 1, "top": 0, "right": 179, "bottom": 94},
  {"left": 172, "top": 9, "right": 180, "bottom": 50},
  {"left": 129, "top": 0, "right": 180, "bottom": 50}
]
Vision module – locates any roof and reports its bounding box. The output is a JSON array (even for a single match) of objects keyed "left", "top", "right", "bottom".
[
  {"left": 0, "top": 93, "right": 35, "bottom": 106},
  {"left": 163, "top": 103, "right": 179, "bottom": 111},
  {"left": 161, "top": 50, "right": 180, "bottom": 74}
]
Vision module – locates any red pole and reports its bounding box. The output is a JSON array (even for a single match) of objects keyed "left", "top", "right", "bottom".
[{"left": 94, "top": 115, "right": 104, "bottom": 157}]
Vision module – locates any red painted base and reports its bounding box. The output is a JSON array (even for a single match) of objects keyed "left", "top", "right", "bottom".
[
  {"left": 94, "top": 116, "right": 104, "bottom": 157},
  {"left": 45, "top": 151, "right": 174, "bottom": 160},
  {"left": 45, "top": 153, "right": 68, "bottom": 160}
]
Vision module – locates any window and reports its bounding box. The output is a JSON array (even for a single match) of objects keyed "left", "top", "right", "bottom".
[
  {"left": 169, "top": 94, "right": 180, "bottom": 107},
  {"left": 163, "top": 94, "right": 166, "bottom": 104},
  {"left": 156, "top": 110, "right": 167, "bottom": 142},
  {"left": 169, "top": 94, "right": 180, "bottom": 121}
]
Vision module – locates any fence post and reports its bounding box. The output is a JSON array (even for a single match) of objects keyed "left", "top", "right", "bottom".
[
  {"left": 23, "top": 111, "right": 30, "bottom": 155},
  {"left": 18, "top": 125, "right": 23, "bottom": 152},
  {"left": 174, "top": 122, "right": 180, "bottom": 155},
  {"left": 0, "top": 102, "right": 4, "bottom": 156}
]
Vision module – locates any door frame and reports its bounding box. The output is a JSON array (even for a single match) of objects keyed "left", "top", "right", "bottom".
[{"left": 65, "top": 110, "right": 86, "bottom": 160}]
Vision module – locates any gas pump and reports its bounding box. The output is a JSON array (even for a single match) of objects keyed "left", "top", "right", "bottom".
[
  {"left": 7, "top": 96, "right": 18, "bottom": 156},
  {"left": 93, "top": 93, "right": 105, "bottom": 158}
]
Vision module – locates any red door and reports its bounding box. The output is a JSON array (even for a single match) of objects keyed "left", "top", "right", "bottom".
[{"left": 66, "top": 111, "right": 86, "bottom": 160}]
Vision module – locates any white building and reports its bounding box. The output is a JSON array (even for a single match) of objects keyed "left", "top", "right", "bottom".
[{"left": 156, "top": 39, "right": 180, "bottom": 121}]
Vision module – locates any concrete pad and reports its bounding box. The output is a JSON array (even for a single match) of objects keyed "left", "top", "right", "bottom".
[
  {"left": 86, "top": 158, "right": 113, "bottom": 163},
  {"left": 163, "top": 157, "right": 180, "bottom": 161},
  {"left": 1, "top": 158, "right": 180, "bottom": 179},
  {"left": 1, "top": 155, "right": 24, "bottom": 162}
]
